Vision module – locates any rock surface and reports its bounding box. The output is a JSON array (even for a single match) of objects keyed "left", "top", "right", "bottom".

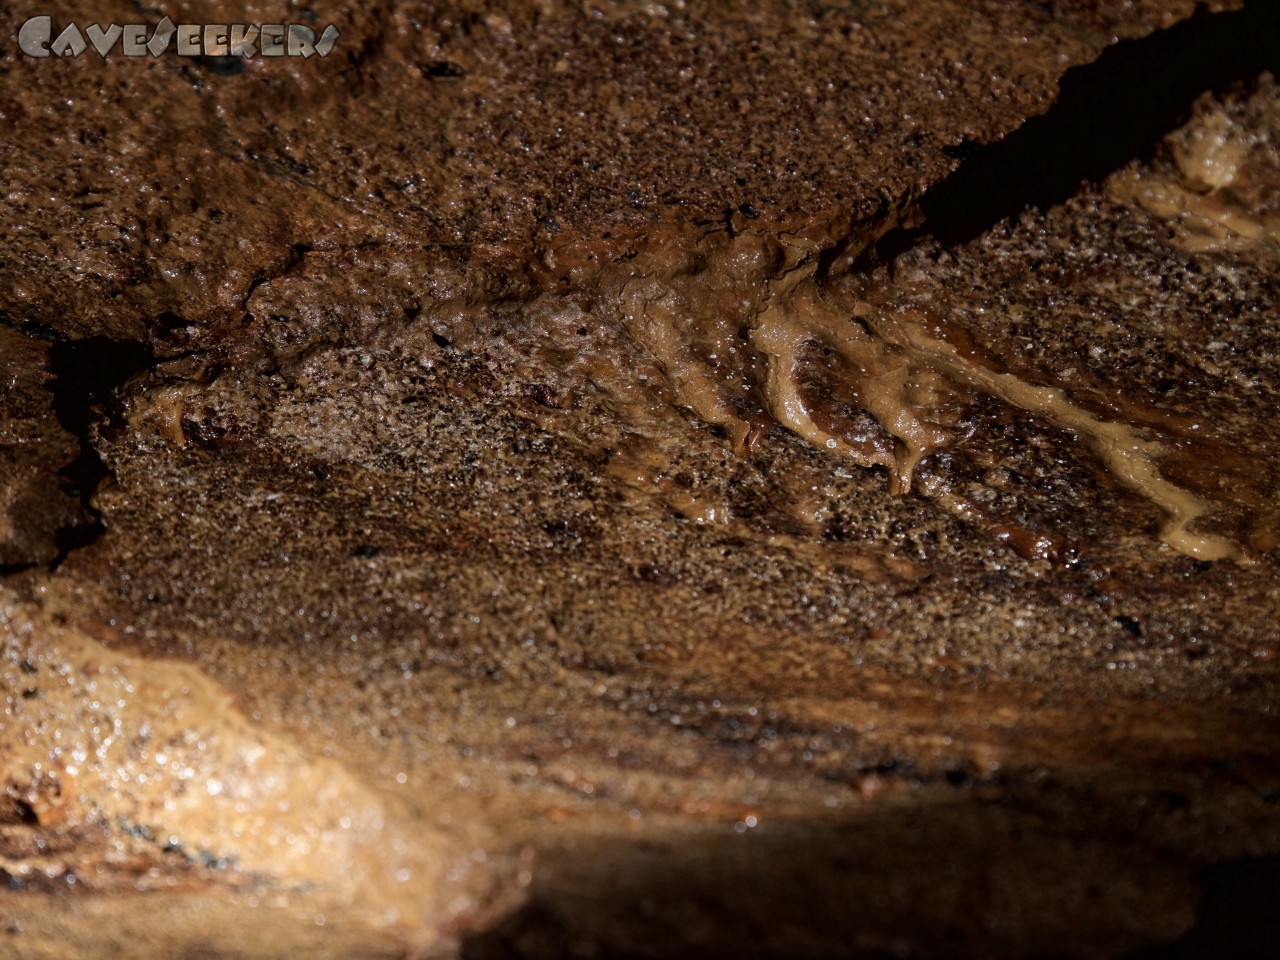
[{"left": 3, "top": 1, "right": 1279, "bottom": 957}]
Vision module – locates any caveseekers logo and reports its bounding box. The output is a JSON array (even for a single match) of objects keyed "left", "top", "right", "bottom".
[{"left": 17, "top": 16, "right": 339, "bottom": 58}]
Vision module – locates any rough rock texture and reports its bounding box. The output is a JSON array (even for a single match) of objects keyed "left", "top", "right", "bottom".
[
  {"left": 0, "top": 327, "right": 83, "bottom": 569},
  {"left": 3, "top": 1, "right": 1279, "bottom": 958}
]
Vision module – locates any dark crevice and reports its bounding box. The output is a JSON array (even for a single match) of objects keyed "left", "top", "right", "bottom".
[
  {"left": 0, "top": 311, "right": 68, "bottom": 345},
  {"left": 871, "top": 0, "right": 1280, "bottom": 261},
  {"left": 241, "top": 243, "right": 313, "bottom": 312},
  {"left": 1128, "top": 858, "right": 1280, "bottom": 959},
  {"left": 44, "top": 337, "right": 155, "bottom": 568}
]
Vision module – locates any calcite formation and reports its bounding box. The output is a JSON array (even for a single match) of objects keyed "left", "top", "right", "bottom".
[{"left": 3, "top": 1, "right": 1279, "bottom": 957}]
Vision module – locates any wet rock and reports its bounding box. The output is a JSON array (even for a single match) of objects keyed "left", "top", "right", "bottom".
[{"left": 2, "top": 2, "right": 1279, "bottom": 958}]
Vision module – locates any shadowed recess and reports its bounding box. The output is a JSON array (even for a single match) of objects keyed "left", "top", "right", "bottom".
[
  {"left": 45, "top": 336, "right": 154, "bottom": 565},
  {"left": 873, "top": 0, "right": 1280, "bottom": 259}
]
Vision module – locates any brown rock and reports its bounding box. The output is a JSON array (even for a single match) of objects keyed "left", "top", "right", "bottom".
[
  {"left": 2, "top": 2, "right": 1279, "bottom": 958},
  {"left": 0, "top": 325, "right": 83, "bottom": 569}
]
